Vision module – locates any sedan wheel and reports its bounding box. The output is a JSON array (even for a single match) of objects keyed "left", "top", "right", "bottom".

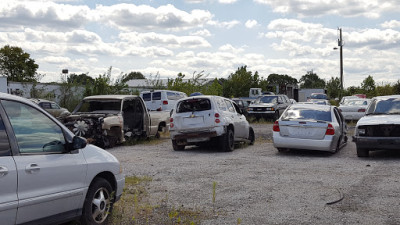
[{"left": 81, "top": 178, "right": 113, "bottom": 225}]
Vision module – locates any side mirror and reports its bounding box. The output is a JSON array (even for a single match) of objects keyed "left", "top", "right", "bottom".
[{"left": 71, "top": 136, "right": 87, "bottom": 150}]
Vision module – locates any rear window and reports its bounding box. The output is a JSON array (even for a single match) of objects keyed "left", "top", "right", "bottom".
[
  {"left": 142, "top": 93, "right": 151, "bottom": 101},
  {"left": 282, "top": 108, "right": 332, "bottom": 122},
  {"left": 167, "top": 92, "right": 179, "bottom": 100},
  {"left": 152, "top": 92, "right": 161, "bottom": 100},
  {"left": 176, "top": 98, "right": 211, "bottom": 113}
]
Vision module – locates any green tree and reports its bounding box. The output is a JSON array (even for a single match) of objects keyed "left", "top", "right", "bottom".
[
  {"left": 299, "top": 70, "right": 325, "bottom": 89},
  {"left": 222, "top": 66, "right": 260, "bottom": 98},
  {"left": 361, "top": 75, "right": 376, "bottom": 98},
  {"left": 393, "top": 80, "right": 400, "bottom": 94},
  {"left": 0, "top": 45, "right": 39, "bottom": 82},
  {"left": 67, "top": 73, "right": 94, "bottom": 85},
  {"left": 84, "top": 67, "right": 128, "bottom": 96},
  {"left": 376, "top": 83, "right": 394, "bottom": 96},
  {"left": 325, "top": 77, "right": 341, "bottom": 99},
  {"left": 121, "top": 71, "right": 145, "bottom": 83},
  {"left": 266, "top": 74, "right": 297, "bottom": 94},
  {"left": 201, "top": 78, "right": 222, "bottom": 96}
]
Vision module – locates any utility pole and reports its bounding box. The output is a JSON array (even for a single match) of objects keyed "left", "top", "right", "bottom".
[{"left": 338, "top": 28, "right": 344, "bottom": 99}]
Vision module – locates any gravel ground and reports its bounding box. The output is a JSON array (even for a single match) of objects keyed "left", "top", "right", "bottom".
[{"left": 108, "top": 123, "right": 400, "bottom": 225}]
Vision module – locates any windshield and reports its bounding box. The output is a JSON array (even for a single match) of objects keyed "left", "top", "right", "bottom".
[
  {"left": 342, "top": 99, "right": 369, "bottom": 106},
  {"left": 176, "top": 98, "right": 211, "bottom": 113},
  {"left": 282, "top": 108, "right": 332, "bottom": 122},
  {"left": 366, "top": 98, "right": 400, "bottom": 115},
  {"left": 74, "top": 99, "right": 122, "bottom": 113},
  {"left": 255, "top": 96, "right": 277, "bottom": 104},
  {"left": 310, "top": 94, "right": 327, "bottom": 99}
]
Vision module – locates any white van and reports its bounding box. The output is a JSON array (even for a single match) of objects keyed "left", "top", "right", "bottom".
[{"left": 140, "top": 90, "right": 187, "bottom": 111}]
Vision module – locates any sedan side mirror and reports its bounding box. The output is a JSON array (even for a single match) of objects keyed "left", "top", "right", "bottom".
[{"left": 71, "top": 136, "right": 87, "bottom": 150}]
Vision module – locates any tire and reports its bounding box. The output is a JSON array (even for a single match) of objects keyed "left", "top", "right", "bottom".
[
  {"left": 248, "top": 127, "right": 255, "bottom": 145},
  {"left": 172, "top": 140, "right": 185, "bottom": 151},
  {"left": 273, "top": 111, "right": 279, "bottom": 121},
  {"left": 357, "top": 147, "right": 369, "bottom": 157},
  {"left": 81, "top": 178, "right": 113, "bottom": 225},
  {"left": 220, "top": 129, "right": 234, "bottom": 152},
  {"left": 277, "top": 148, "right": 286, "bottom": 152}
]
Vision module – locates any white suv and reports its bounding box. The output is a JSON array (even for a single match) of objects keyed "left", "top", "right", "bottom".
[
  {"left": 0, "top": 93, "right": 124, "bottom": 225},
  {"left": 169, "top": 95, "right": 255, "bottom": 151}
]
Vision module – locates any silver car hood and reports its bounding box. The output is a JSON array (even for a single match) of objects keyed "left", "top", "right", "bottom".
[
  {"left": 357, "top": 115, "right": 400, "bottom": 126},
  {"left": 250, "top": 103, "right": 275, "bottom": 107}
]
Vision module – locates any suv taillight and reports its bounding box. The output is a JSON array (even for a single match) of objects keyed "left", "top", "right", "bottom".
[
  {"left": 273, "top": 121, "right": 280, "bottom": 132},
  {"left": 325, "top": 123, "right": 335, "bottom": 135},
  {"left": 163, "top": 100, "right": 168, "bottom": 105},
  {"left": 215, "top": 113, "right": 220, "bottom": 123}
]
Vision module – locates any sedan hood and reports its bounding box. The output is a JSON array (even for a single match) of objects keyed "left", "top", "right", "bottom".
[
  {"left": 357, "top": 115, "right": 400, "bottom": 126},
  {"left": 250, "top": 103, "right": 275, "bottom": 107}
]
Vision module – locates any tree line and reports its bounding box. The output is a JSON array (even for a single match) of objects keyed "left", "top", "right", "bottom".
[{"left": 1, "top": 45, "right": 400, "bottom": 110}]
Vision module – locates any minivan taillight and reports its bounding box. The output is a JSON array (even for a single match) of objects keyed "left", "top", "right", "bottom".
[
  {"left": 273, "top": 121, "right": 280, "bottom": 132},
  {"left": 163, "top": 100, "right": 168, "bottom": 105},
  {"left": 325, "top": 123, "right": 335, "bottom": 135}
]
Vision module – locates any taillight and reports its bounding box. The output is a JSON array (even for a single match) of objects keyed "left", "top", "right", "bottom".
[
  {"left": 163, "top": 100, "right": 168, "bottom": 105},
  {"left": 215, "top": 113, "right": 220, "bottom": 123},
  {"left": 358, "top": 109, "right": 365, "bottom": 112},
  {"left": 325, "top": 123, "right": 335, "bottom": 135},
  {"left": 170, "top": 123, "right": 174, "bottom": 128},
  {"left": 273, "top": 121, "right": 280, "bottom": 132},
  {"left": 170, "top": 118, "right": 173, "bottom": 122}
]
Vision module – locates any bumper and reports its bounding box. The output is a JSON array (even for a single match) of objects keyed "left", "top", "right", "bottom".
[
  {"left": 273, "top": 132, "right": 337, "bottom": 152},
  {"left": 170, "top": 126, "right": 225, "bottom": 143},
  {"left": 115, "top": 173, "right": 125, "bottom": 202},
  {"left": 353, "top": 136, "right": 400, "bottom": 150},
  {"left": 342, "top": 112, "right": 364, "bottom": 121}
]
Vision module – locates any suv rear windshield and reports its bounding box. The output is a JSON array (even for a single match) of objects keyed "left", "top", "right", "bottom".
[
  {"left": 176, "top": 98, "right": 211, "bottom": 113},
  {"left": 282, "top": 108, "right": 332, "bottom": 122}
]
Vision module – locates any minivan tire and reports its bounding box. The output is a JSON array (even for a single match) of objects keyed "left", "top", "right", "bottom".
[
  {"left": 220, "top": 129, "right": 234, "bottom": 152},
  {"left": 81, "top": 178, "right": 113, "bottom": 225},
  {"left": 172, "top": 140, "right": 185, "bottom": 151}
]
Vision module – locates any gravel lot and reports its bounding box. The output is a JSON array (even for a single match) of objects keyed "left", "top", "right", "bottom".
[{"left": 108, "top": 123, "right": 400, "bottom": 224}]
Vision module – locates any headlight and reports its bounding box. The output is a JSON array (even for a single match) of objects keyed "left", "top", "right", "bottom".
[{"left": 357, "top": 128, "right": 366, "bottom": 136}]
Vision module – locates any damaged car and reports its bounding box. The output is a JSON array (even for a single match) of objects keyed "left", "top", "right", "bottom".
[
  {"left": 353, "top": 95, "right": 400, "bottom": 157},
  {"left": 63, "top": 95, "right": 169, "bottom": 148}
]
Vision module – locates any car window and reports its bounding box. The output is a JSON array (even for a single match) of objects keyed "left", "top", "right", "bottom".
[
  {"left": 216, "top": 98, "right": 227, "bottom": 111},
  {"left": 368, "top": 98, "right": 400, "bottom": 114},
  {"left": 255, "top": 96, "right": 277, "bottom": 104},
  {"left": 167, "top": 92, "right": 177, "bottom": 100},
  {"left": 76, "top": 99, "right": 122, "bottom": 113},
  {"left": 282, "top": 107, "right": 332, "bottom": 122},
  {"left": 0, "top": 115, "right": 11, "bottom": 157},
  {"left": 225, "top": 100, "right": 235, "bottom": 113},
  {"left": 176, "top": 98, "right": 211, "bottom": 113},
  {"left": 142, "top": 93, "right": 151, "bottom": 101},
  {"left": 39, "top": 102, "right": 51, "bottom": 109},
  {"left": 51, "top": 102, "right": 61, "bottom": 109},
  {"left": 152, "top": 92, "right": 161, "bottom": 100},
  {"left": 2, "top": 100, "right": 66, "bottom": 154},
  {"left": 333, "top": 108, "right": 342, "bottom": 125}
]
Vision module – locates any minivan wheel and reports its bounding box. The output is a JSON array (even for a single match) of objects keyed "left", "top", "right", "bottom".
[
  {"left": 357, "top": 147, "right": 369, "bottom": 157},
  {"left": 248, "top": 127, "right": 255, "bottom": 145},
  {"left": 221, "top": 129, "right": 234, "bottom": 152},
  {"left": 81, "top": 178, "right": 113, "bottom": 225},
  {"left": 172, "top": 140, "right": 185, "bottom": 151}
]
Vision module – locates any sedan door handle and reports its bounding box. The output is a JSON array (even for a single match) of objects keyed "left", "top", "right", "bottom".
[
  {"left": 25, "top": 163, "right": 40, "bottom": 174},
  {"left": 0, "top": 166, "right": 8, "bottom": 177}
]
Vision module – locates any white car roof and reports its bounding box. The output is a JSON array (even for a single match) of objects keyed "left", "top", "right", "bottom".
[
  {"left": 83, "top": 95, "right": 139, "bottom": 100},
  {"left": 290, "top": 103, "right": 332, "bottom": 111}
]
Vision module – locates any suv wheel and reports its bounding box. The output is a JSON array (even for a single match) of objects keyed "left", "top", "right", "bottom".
[
  {"left": 81, "top": 178, "right": 113, "bottom": 225},
  {"left": 357, "top": 147, "right": 369, "bottom": 157},
  {"left": 172, "top": 140, "right": 185, "bottom": 151},
  {"left": 221, "top": 129, "right": 234, "bottom": 152},
  {"left": 248, "top": 127, "right": 255, "bottom": 145}
]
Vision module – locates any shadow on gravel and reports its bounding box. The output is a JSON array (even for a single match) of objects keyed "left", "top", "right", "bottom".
[
  {"left": 362, "top": 150, "right": 400, "bottom": 160},
  {"left": 175, "top": 143, "right": 250, "bottom": 154},
  {"left": 275, "top": 149, "right": 338, "bottom": 158}
]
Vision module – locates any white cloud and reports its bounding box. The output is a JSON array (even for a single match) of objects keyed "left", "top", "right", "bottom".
[
  {"left": 253, "top": 0, "right": 398, "bottom": 18},
  {"left": 245, "top": 20, "right": 258, "bottom": 29},
  {"left": 219, "top": 0, "right": 238, "bottom": 3},
  {"left": 381, "top": 20, "right": 400, "bottom": 29},
  {"left": 95, "top": 4, "right": 213, "bottom": 31},
  {"left": 190, "top": 29, "right": 212, "bottom": 37},
  {"left": 208, "top": 20, "right": 240, "bottom": 29},
  {"left": 41, "top": 56, "right": 70, "bottom": 64}
]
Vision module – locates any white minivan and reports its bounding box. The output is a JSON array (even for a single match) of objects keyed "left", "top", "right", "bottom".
[
  {"left": 140, "top": 90, "right": 187, "bottom": 111},
  {"left": 0, "top": 93, "right": 124, "bottom": 225}
]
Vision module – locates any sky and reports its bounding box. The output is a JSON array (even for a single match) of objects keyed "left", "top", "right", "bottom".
[{"left": 1, "top": 0, "right": 399, "bottom": 88}]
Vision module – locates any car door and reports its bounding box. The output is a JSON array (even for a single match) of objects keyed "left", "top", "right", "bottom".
[
  {"left": 224, "top": 100, "right": 247, "bottom": 138},
  {"left": 1, "top": 100, "right": 87, "bottom": 224},
  {"left": 0, "top": 112, "right": 17, "bottom": 225},
  {"left": 333, "top": 107, "right": 345, "bottom": 145},
  {"left": 232, "top": 102, "right": 249, "bottom": 138}
]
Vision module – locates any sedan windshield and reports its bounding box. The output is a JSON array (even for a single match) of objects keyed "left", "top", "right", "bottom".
[
  {"left": 367, "top": 98, "right": 400, "bottom": 115},
  {"left": 282, "top": 108, "right": 332, "bottom": 122},
  {"left": 255, "top": 96, "right": 277, "bottom": 104}
]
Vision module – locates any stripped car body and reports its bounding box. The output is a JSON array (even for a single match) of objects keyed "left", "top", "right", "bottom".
[
  {"left": 63, "top": 95, "right": 169, "bottom": 148},
  {"left": 353, "top": 95, "right": 400, "bottom": 157}
]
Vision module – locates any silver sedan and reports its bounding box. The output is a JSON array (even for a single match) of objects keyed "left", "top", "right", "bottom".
[
  {"left": 273, "top": 104, "right": 347, "bottom": 153},
  {"left": 339, "top": 98, "right": 371, "bottom": 121}
]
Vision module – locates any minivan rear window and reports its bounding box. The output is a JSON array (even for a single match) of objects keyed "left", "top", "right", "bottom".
[
  {"left": 142, "top": 93, "right": 151, "bottom": 101},
  {"left": 176, "top": 98, "right": 211, "bottom": 113},
  {"left": 152, "top": 92, "right": 161, "bottom": 100}
]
